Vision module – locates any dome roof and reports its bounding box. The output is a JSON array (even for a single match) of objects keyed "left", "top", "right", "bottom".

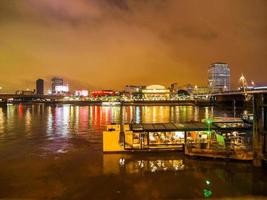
[{"left": 146, "top": 85, "right": 166, "bottom": 90}]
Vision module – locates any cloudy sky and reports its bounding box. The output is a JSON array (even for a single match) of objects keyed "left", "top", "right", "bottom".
[{"left": 0, "top": 0, "right": 266, "bottom": 92}]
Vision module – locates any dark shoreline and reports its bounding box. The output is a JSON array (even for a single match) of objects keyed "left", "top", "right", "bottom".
[{"left": 0, "top": 100, "right": 211, "bottom": 107}]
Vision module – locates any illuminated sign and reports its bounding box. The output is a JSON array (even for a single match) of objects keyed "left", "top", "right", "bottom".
[{"left": 74, "top": 90, "right": 88, "bottom": 97}]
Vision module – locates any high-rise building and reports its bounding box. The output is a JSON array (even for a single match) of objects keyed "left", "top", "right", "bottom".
[
  {"left": 36, "top": 79, "right": 44, "bottom": 95},
  {"left": 208, "top": 63, "right": 230, "bottom": 92},
  {"left": 51, "top": 77, "right": 63, "bottom": 94}
]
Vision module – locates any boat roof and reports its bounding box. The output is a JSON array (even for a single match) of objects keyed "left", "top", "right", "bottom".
[{"left": 130, "top": 122, "right": 252, "bottom": 132}]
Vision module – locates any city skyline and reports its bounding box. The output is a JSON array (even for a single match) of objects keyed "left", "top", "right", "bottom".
[
  {"left": 0, "top": 64, "right": 262, "bottom": 93},
  {"left": 1, "top": 0, "right": 267, "bottom": 92}
]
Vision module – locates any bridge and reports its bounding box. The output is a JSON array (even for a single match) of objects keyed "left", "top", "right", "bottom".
[
  {"left": 210, "top": 89, "right": 267, "bottom": 96},
  {"left": 0, "top": 94, "right": 64, "bottom": 102},
  {"left": 209, "top": 89, "right": 267, "bottom": 105}
]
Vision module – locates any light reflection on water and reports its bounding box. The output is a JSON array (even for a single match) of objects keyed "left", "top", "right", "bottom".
[
  {"left": 0, "top": 104, "right": 234, "bottom": 140},
  {"left": 0, "top": 104, "right": 265, "bottom": 199},
  {"left": 0, "top": 104, "right": 249, "bottom": 152}
]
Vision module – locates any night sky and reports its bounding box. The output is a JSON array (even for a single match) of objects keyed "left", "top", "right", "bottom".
[{"left": 0, "top": 0, "right": 266, "bottom": 92}]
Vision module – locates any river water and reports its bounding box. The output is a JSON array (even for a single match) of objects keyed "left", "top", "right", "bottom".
[{"left": 0, "top": 104, "right": 266, "bottom": 199}]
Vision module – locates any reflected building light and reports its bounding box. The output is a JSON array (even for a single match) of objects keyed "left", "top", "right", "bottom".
[
  {"left": 170, "top": 106, "right": 173, "bottom": 122},
  {"left": 110, "top": 107, "right": 116, "bottom": 123},
  {"left": 113, "top": 157, "right": 185, "bottom": 175},
  {"left": 152, "top": 106, "right": 156, "bottom": 122},
  {"left": 70, "top": 106, "right": 74, "bottom": 117},
  {"left": 7, "top": 105, "right": 15, "bottom": 130},
  {"left": 25, "top": 109, "right": 32, "bottom": 133},
  {"left": 54, "top": 106, "right": 70, "bottom": 136},
  {"left": 176, "top": 106, "right": 180, "bottom": 122},
  {"left": 74, "top": 106, "right": 79, "bottom": 132},
  {"left": 79, "top": 106, "right": 89, "bottom": 132},
  {"left": 104, "top": 107, "right": 110, "bottom": 124},
  {"left": 119, "top": 158, "right": 125, "bottom": 166},
  {"left": 62, "top": 105, "right": 70, "bottom": 136},
  {"left": 180, "top": 106, "right": 187, "bottom": 122},
  {"left": 135, "top": 106, "right": 141, "bottom": 123},
  {"left": 123, "top": 107, "right": 128, "bottom": 123},
  {"left": 123, "top": 107, "right": 128, "bottom": 122},
  {"left": 0, "top": 108, "right": 4, "bottom": 134},
  {"left": 89, "top": 106, "right": 93, "bottom": 124},
  {"left": 137, "top": 160, "right": 145, "bottom": 168},
  {"left": 18, "top": 104, "right": 23, "bottom": 120},
  {"left": 205, "top": 107, "right": 209, "bottom": 119},
  {"left": 194, "top": 106, "right": 199, "bottom": 122},
  {"left": 46, "top": 106, "right": 53, "bottom": 136},
  {"left": 129, "top": 106, "right": 133, "bottom": 123},
  {"left": 99, "top": 107, "right": 103, "bottom": 125},
  {"left": 187, "top": 106, "right": 193, "bottom": 121},
  {"left": 210, "top": 107, "right": 214, "bottom": 118},
  {"left": 151, "top": 166, "right": 157, "bottom": 173}
]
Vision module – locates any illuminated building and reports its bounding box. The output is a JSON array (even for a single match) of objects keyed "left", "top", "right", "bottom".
[
  {"left": 142, "top": 85, "right": 170, "bottom": 100},
  {"left": 36, "top": 79, "right": 44, "bottom": 95},
  {"left": 186, "top": 84, "right": 194, "bottom": 94},
  {"left": 51, "top": 77, "right": 63, "bottom": 94},
  {"left": 74, "top": 90, "right": 89, "bottom": 97},
  {"left": 124, "top": 85, "right": 145, "bottom": 100},
  {"left": 170, "top": 83, "right": 178, "bottom": 99},
  {"left": 124, "top": 85, "right": 145, "bottom": 93},
  {"left": 15, "top": 90, "right": 35, "bottom": 95},
  {"left": 208, "top": 63, "right": 230, "bottom": 92},
  {"left": 55, "top": 85, "right": 69, "bottom": 94}
]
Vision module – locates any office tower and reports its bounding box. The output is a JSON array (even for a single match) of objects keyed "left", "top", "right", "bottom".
[
  {"left": 208, "top": 63, "right": 230, "bottom": 92},
  {"left": 36, "top": 79, "right": 44, "bottom": 95}
]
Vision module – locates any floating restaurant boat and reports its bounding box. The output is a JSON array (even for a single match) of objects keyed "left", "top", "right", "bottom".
[{"left": 103, "top": 120, "right": 252, "bottom": 156}]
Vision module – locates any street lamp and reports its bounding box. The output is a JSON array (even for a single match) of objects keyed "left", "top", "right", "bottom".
[
  {"left": 205, "top": 118, "right": 213, "bottom": 149},
  {"left": 251, "top": 80, "right": 255, "bottom": 88},
  {"left": 239, "top": 74, "right": 247, "bottom": 95},
  {"left": 206, "top": 118, "right": 212, "bottom": 133}
]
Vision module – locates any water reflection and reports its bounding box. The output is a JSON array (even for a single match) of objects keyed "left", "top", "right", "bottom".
[
  {"left": 25, "top": 108, "right": 32, "bottom": 134},
  {"left": 103, "top": 154, "right": 186, "bottom": 175},
  {"left": 0, "top": 104, "right": 249, "bottom": 140}
]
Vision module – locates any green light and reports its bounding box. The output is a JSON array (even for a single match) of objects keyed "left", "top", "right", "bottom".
[
  {"left": 206, "top": 119, "right": 212, "bottom": 124},
  {"left": 203, "top": 189, "right": 212, "bottom": 198}
]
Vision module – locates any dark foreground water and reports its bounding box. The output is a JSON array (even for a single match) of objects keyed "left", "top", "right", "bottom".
[{"left": 0, "top": 104, "right": 266, "bottom": 199}]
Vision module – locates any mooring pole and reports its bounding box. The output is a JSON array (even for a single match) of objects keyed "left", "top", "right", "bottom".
[{"left": 253, "top": 94, "right": 264, "bottom": 167}]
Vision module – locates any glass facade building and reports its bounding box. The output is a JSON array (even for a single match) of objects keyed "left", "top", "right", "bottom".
[{"left": 208, "top": 63, "right": 230, "bottom": 92}]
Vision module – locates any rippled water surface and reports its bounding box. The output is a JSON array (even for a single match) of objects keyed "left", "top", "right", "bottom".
[{"left": 0, "top": 104, "right": 266, "bottom": 199}]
